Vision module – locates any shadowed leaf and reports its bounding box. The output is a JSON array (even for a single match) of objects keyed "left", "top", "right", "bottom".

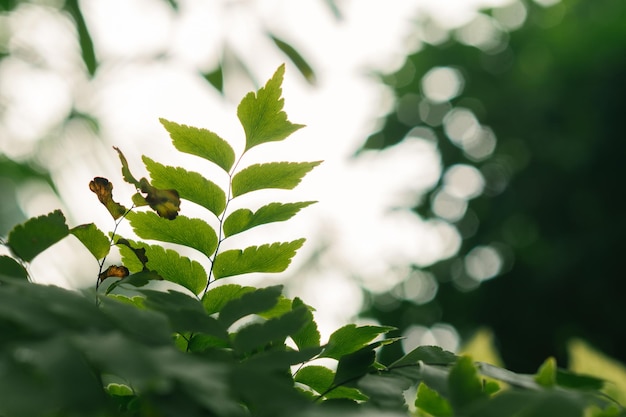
[
  {"left": 217, "top": 285, "right": 282, "bottom": 328},
  {"left": 0, "top": 256, "right": 28, "bottom": 280},
  {"left": 449, "top": 356, "right": 487, "bottom": 411},
  {"left": 7, "top": 210, "right": 69, "bottom": 262},
  {"left": 415, "top": 382, "right": 454, "bottom": 417},
  {"left": 202, "top": 284, "right": 256, "bottom": 316}
]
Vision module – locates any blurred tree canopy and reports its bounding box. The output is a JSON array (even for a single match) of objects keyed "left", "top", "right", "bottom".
[{"left": 361, "top": 0, "right": 626, "bottom": 372}]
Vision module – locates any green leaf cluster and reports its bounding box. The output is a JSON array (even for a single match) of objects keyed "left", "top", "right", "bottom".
[{"left": 0, "top": 66, "right": 622, "bottom": 417}]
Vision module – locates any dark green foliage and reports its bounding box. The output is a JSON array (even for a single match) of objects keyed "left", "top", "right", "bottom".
[{"left": 0, "top": 65, "right": 622, "bottom": 417}]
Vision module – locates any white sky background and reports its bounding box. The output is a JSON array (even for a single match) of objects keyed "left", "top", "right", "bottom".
[{"left": 1, "top": 0, "right": 516, "bottom": 338}]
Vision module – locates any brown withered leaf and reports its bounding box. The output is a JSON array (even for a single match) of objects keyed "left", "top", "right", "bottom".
[
  {"left": 139, "top": 178, "right": 181, "bottom": 220},
  {"left": 89, "top": 177, "right": 128, "bottom": 219},
  {"left": 98, "top": 265, "right": 129, "bottom": 282}
]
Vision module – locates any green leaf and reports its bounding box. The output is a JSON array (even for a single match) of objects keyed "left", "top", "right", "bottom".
[
  {"left": 295, "top": 366, "right": 368, "bottom": 401},
  {"left": 7, "top": 210, "right": 69, "bottom": 262},
  {"left": 555, "top": 369, "right": 604, "bottom": 391},
  {"left": 213, "top": 239, "right": 305, "bottom": 279},
  {"left": 202, "top": 64, "right": 223, "bottom": 93},
  {"left": 159, "top": 118, "right": 235, "bottom": 172},
  {"left": 358, "top": 372, "right": 413, "bottom": 410},
  {"left": 290, "top": 297, "right": 321, "bottom": 350},
  {"left": 268, "top": 34, "right": 316, "bottom": 85},
  {"left": 63, "top": 0, "right": 97, "bottom": 77},
  {"left": 223, "top": 201, "right": 316, "bottom": 237},
  {"left": 118, "top": 241, "right": 207, "bottom": 295},
  {"left": 0, "top": 256, "right": 28, "bottom": 280},
  {"left": 202, "top": 284, "right": 256, "bottom": 315},
  {"left": 448, "top": 356, "right": 487, "bottom": 411},
  {"left": 143, "top": 156, "right": 227, "bottom": 216},
  {"left": 127, "top": 211, "right": 217, "bottom": 257},
  {"left": 104, "top": 270, "right": 163, "bottom": 295},
  {"left": 232, "top": 306, "right": 308, "bottom": 355},
  {"left": 535, "top": 357, "right": 557, "bottom": 387},
  {"left": 231, "top": 161, "right": 321, "bottom": 197},
  {"left": 70, "top": 223, "right": 110, "bottom": 260},
  {"left": 391, "top": 345, "right": 458, "bottom": 368},
  {"left": 217, "top": 285, "right": 282, "bottom": 328},
  {"left": 105, "top": 383, "right": 134, "bottom": 397},
  {"left": 237, "top": 64, "right": 305, "bottom": 151},
  {"left": 333, "top": 344, "right": 377, "bottom": 386},
  {"left": 415, "top": 382, "right": 454, "bottom": 417},
  {"left": 320, "top": 324, "right": 396, "bottom": 360}
]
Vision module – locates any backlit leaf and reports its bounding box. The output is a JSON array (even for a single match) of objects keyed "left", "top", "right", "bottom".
[
  {"left": 391, "top": 345, "right": 458, "bottom": 368},
  {"left": 70, "top": 223, "right": 110, "bottom": 259},
  {"left": 138, "top": 178, "right": 181, "bottom": 220},
  {"left": 295, "top": 366, "right": 368, "bottom": 401},
  {"left": 231, "top": 161, "right": 321, "bottom": 197},
  {"left": 415, "top": 382, "right": 454, "bottom": 417},
  {"left": 160, "top": 118, "right": 235, "bottom": 172},
  {"left": 7, "top": 210, "right": 69, "bottom": 262},
  {"left": 89, "top": 177, "right": 128, "bottom": 220},
  {"left": 223, "top": 201, "right": 316, "bottom": 237},
  {"left": 118, "top": 240, "right": 207, "bottom": 295},
  {"left": 113, "top": 147, "right": 140, "bottom": 187},
  {"left": 320, "top": 324, "right": 396, "bottom": 360},
  {"left": 448, "top": 356, "right": 487, "bottom": 410},
  {"left": 127, "top": 211, "right": 217, "bottom": 257},
  {"left": 143, "top": 156, "right": 226, "bottom": 216},
  {"left": 237, "top": 64, "right": 305, "bottom": 151},
  {"left": 290, "top": 297, "right": 320, "bottom": 350},
  {"left": 535, "top": 356, "right": 557, "bottom": 387},
  {"left": 212, "top": 239, "right": 305, "bottom": 279},
  {"left": 0, "top": 256, "right": 28, "bottom": 280},
  {"left": 217, "top": 285, "right": 282, "bottom": 328}
]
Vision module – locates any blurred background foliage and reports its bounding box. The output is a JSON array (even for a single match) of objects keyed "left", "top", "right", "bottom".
[
  {"left": 1, "top": 0, "right": 625, "bottom": 382},
  {"left": 361, "top": 0, "right": 626, "bottom": 373}
]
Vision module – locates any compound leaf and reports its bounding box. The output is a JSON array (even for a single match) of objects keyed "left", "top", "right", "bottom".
[
  {"left": 202, "top": 284, "right": 256, "bottom": 316},
  {"left": 231, "top": 161, "right": 321, "bottom": 197},
  {"left": 223, "top": 201, "right": 316, "bottom": 237},
  {"left": 127, "top": 211, "right": 217, "bottom": 257},
  {"left": 7, "top": 210, "right": 69, "bottom": 262},
  {"left": 320, "top": 324, "right": 396, "bottom": 360},
  {"left": 70, "top": 223, "right": 110, "bottom": 260},
  {"left": 237, "top": 64, "right": 305, "bottom": 151},
  {"left": 118, "top": 240, "right": 207, "bottom": 295},
  {"left": 143, "top": 156, "right": 226, "bottom": 216},
  {"left": 212, "top": 239, "right": 305, "bottom": 279},
  {"left": 290, "top": 297, "right": 320, "bottom": 350},
  {"left": 160, "top": 118, "right": 235, "bottom": 172}
]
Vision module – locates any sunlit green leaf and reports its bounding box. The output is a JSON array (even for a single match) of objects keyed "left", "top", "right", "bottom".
[
  {"left": 232, "top": 306, "right": 308, "bottom": 355},
  {"left": 237, "top": 64, "right": 305, "bottom": 151},
  {"left": 415, "top": 382, "right": 453, "bottom": 417},
  {"left": 0, "top": 255, "right": 28, "bottom": 280},
  {"left": 269, "top": 34, "right": 316, "bottom": 85},
  {"left": 217, "top": 285, "right": 282, "bottom": 328},
  {"left": 160, "top": 118, "right": 235, "bottom": 172},
  {"left": 231, "top": 161, "right": 321, "bottom": 197},
  {"left": 70, "top": 223, "right": 110, "bottom": 260},
  {"left": 223, "top": 201, "right": 316, "bottom": 237},
  {"left": 448, "top": 356, "right": 487, "bottom": 411},
  {"left": 320, "top": 324, "right": 396, "bottom": 360},
  {"left": 143, "top": 156, "right": 226, "bottom": 216},
  {"left": 212, "top": 239, "right": 305, "bottom": 279},
  {"left": 535, "top": 357, "right": 557, "bottom": 387},
  {"left": 118, "top": 240, "right": 207, "bottom": 295},
  {"left": 7, "top": 210, "right": 69, "bottom": 262},
  {"left": 127, "top": 211, "right": 217, "bottom": 257}
]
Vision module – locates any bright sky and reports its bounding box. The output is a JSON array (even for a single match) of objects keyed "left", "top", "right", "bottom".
[{"left": 1, "top": 0, "right": 521, "bottom": 338}]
